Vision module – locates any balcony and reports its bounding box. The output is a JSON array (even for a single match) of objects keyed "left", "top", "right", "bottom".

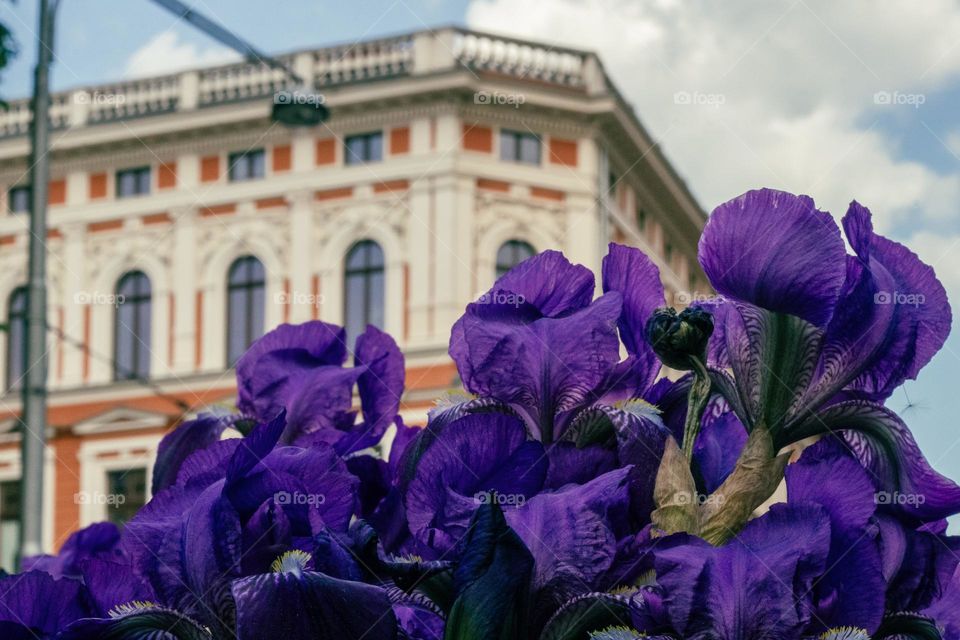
[{"left": 0, "top": 28, "right": 605, "bottom": 139}]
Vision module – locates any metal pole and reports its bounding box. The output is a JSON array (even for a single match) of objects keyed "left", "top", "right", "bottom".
[{"left": 20, "top": 0, "right": 57, "bottom": 563}]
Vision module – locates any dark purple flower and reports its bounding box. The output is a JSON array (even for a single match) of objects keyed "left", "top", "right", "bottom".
[
  {"left": 124, "top": 412, "right": 359, "bottom": 634},
  {"left": 698, "top": 188, "right": 958, "bottom": 520},
  {"left": 653, "top": 503, "right": 832, "bottom": 639},
  {"left": 231, "top": 550, "right": 398, "bottom": 639},
  {"left": 236, "top": 321, "right": 404, "bottom": 454},
  {"left": 0, "top": 571, "right": 94, "bottom": 638}
]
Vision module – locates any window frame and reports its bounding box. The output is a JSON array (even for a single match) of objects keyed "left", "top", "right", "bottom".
[
  {"left": 227, "top": 149, "right": 266, "bottom": 182},
  {"left": 8, "top": 185, "right": 31, "bottom": 214},
  {"left": 343, "top": 240, "right": 386, "bottom": 345},
  {"left": 344, "top": 131, "right": 384, "bottom": 165},
  {"left": 226, "top": 255, "right": 266, "bottom": 366},
  {"left": 113, "top": 271, "right": 152, "bottom": 381},
  {"left": 115, "top": 166, "right": 152, "bottom": 199},
  {"left": 5, "top": 287, "right": 27, "bottom": 392},
  {"left": 495, "top": 239, "right": 536, "bottom": 279},
  {"left": 499, "top": 129, "right": 542, "bottom": 165}
]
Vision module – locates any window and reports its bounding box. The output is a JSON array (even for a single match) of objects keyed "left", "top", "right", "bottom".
[
  {"left": 0, "top": 480, "right": 20, "bottom": 572},
  {"left": 344, "top": 240, "right": 385, "bottom": 347},
  {"left": 8, "top": 186, "right": 30, "bottom": 214},
  {"left": 106, "top": 468, "right": 147, "bottom": 527},
  {"left": 344, "top": 132, "right": 383, "bottom": 165},
  {"left": 116, "top": 167, "right": 151, "bottom": 198},
  {"left": 6, "top": 287, "right": 27, "bottom": 392},
  {"left": 228, "top": 149, "right": 266, "bottom": 182},
  {"left": 227, "top": 256, "right": 266, "bottom": 366},
  {"left": 500, "top": 129, "right": 541, "bottom": 165},
  {"left": 496, "top": 240, "right": 536, "bottom": 278},
  {"left": 114, "top": 272, "right": 151, "bottom": 381},
  {"left": 636, "top": 207, "right": 647, "bottom": 232}
]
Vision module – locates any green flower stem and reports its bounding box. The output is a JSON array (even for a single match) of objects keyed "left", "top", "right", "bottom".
[{"left": 681, "top": 356, "right": 712, "bottom": 464}]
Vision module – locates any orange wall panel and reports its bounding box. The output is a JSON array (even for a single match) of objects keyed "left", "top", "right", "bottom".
[
  {"left": 548, "top": 138, "right": 578, "bottom": 167},
  {"left": 390, "top": 127, "right": 410, "bottom": 155},
  {"left": 315, "top": 139, "right": 336, "bottom": 165},
  {"left": 89, "top": 173, "right": 108, "bottom": 200},
  {"left": 272, "top": 144, "right": 292, "bottom": 173},
  {"left": 463, "top": 124, "right": 493, "bottom": 152},
  {"left": 48, "top": 179, "right": 67, "bottom": 205},
  {"left": 200, "top": 156, "right": 220, "bottom": 183},
  {"left": 158, "top": 161, "right": 177, "bottom": 189}
]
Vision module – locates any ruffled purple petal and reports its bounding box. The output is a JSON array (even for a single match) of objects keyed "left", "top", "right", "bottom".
[
  {"left": 405, "top": 413, "right": 547, "bottom": 553},
  {"left": 492, "top": 249, "right": 596, "bottom": 317},
  {"left": 602, "top": 242, "right": 665, "bottom": 391},
  {"left": 653, "top": 504, "right": 832, "bottom": 639},
  {"left": 353, "top": 325, "right": 405, "bottom": 448},
  {"left": 235, "top": 321, "right": 349, "bottom": 423},
  {"left": 809, "top": 400, "right": 960, "bottom": 520},
  {"left": 786, "top": 439, "right": 885, "bottom": 633},
  {"left": 451, "top": 293, "right": 622, "bottom": 441},
  {"left": 24, "top": 522, "right": 123, "bottom": 579},
  {"left": 841, "top": 201, "right": 952, "bottom": 398},
  {"left": 232, "top": 567, "right": 397, "bottom": 640},
  {"left": 699, "top": 188, "right": 847, "bottom": 327},
  {"left": 152, "top": 410, "right": 235, "bottom": 493},
  {"left": 0, "top": 571, "right": 93, "bottom": 637}
]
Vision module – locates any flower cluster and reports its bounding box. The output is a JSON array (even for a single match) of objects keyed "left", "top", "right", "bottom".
[{"left": 2, "top": 188, "right": 958, "bottom": 639}]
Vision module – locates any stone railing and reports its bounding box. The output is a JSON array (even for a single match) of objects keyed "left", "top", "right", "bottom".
[
  {"left": 450, "top": 30, "right": 589, "bottom": 88},
  {"left": 0, "top": 28, "right": 599, "bottom": 138}
]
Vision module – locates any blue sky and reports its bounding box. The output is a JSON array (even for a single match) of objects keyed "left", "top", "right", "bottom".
[{"left": 2, "top": 0, "right": 960, "bottom": 494}]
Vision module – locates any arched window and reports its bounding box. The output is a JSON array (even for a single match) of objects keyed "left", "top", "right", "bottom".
[
  {"left": 5, "top": 287, "right": 27, "bottom": 392},
  {"left": 114, "top": 271, "right": 152, "bottom": 380},
  {"left": 495, "top": 240, "right": 535, "bottom": 278},
  {"left": 344, "top": 240, "right": 385, "bottom": 347},
  {"left": 227, "top": 256, "right": 266, "bottom": 366}
]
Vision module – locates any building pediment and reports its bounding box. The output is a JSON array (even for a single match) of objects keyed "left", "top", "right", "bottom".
[{"left": 72, "top": 407, "right": 169, "bottom": 435}]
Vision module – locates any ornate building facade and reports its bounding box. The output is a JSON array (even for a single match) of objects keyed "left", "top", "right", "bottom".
[{"left": 0, "top": 27, "right": 706, "bottom": 564}]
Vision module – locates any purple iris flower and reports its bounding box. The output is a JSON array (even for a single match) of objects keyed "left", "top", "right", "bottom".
[
  {"left": 698, "top": 188, "right": 958, "bottom": 521},
  {"left": 236, "top": 321, "right": 405, "bottom": 454}
]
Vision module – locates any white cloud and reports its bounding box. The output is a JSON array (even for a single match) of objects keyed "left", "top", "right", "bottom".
[
  {"left": 466, "top": 0, "right": 960, "bottom": 235},
  {"left": 123, "top": 32, "right": 239, "bottom": 78}
]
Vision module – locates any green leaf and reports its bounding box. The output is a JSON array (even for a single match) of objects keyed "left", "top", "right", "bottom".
[
  {"left": 650, "top": 437, "right": 699, "bottom": 536},
  {"left": 58, "top": 603, "right": 212, "bottom": 639},
  {"left": 874, "top": 612, "right": 942, "bottom": 640},
  {"left": 444, "top": 501, "right": 534, "bottom": 640},
  {"left": 539, "top": 592, "right": 635, "bottom": 640},
  {"left": 698, "top": 425, "right": 789, "bottom": 545},
  {"left": 563, "top": 407, "right": 617, "bottom": 448},
  {"left": 819, "top": 628, "right": 871, "bottom": 640}
]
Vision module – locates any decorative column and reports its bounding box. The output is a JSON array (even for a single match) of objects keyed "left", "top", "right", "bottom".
[
  {"left": 288, "top": 190, "right": 313, "bottom": 323},
  {"left": 170, "top": 206, "right": 198, "bottom": 374}
]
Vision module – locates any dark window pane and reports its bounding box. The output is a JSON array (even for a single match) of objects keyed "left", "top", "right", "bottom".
[
  {"left": 519, "top": 135, "right": 541, "bottom": 164},
  {"left": 496, "top": 240, "right": 536, "bottom": 278},
  {"left": 344, "top": 132, "right": 383, "bottom": 165},
  {"left": 106, "top": 468, "right": 147, "bottom": 527},
  {"left": 227, "top": 256, "right": 266, "bottom": 365},
  {"left": 367, "top": 133, "right": 383, "bottom": 162},
  {"left": 114, "top": 271, "right": 151, "bottom": 380},
  {"left": 228, "top": 150, "right": 265, "bottom": 182},
  {"left": 499, "top": 131, "right": 517, "bottom": 162},
  {"left": 6, "top": 287, "right": 28, "bottom": 391},
  {"left": 116, "top": 167, "right": 151, "bottom": 198},
  {"left": 0, "top": 480, "right": 20, "bottom": 572},
  {"left": 344, "top": 240, "right": 385, "bottom": 347},
  {"left": 9, "top": 186, "right": 31, "bottom": 214},
  {"left": 500, "top": 130, "right": 540, "bottom": 165}
]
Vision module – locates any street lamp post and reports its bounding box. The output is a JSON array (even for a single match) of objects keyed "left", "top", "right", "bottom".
[
  {"left": 20, "top": 0, "right": 58, "bottom": 563},
  {"left": 15, "top": 0, "right": 324, "bottom": 566}
]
